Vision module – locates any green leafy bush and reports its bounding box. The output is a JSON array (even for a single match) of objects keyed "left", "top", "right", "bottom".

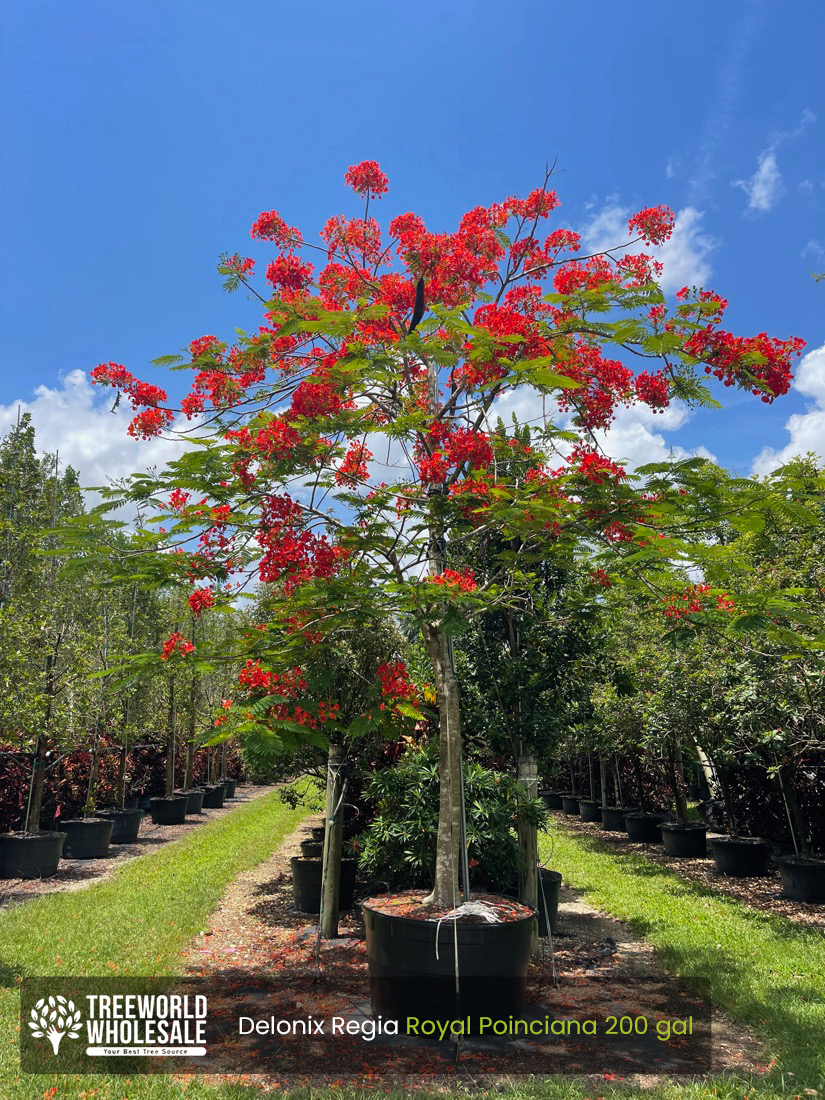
[{"left": 357, "top": 742, "right": 547, "bottom": 891}]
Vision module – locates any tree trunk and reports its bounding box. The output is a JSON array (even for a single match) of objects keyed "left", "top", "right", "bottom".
[
  {"left": 569, "top": 761, "right": 576, "bottom": 797},
  {"left": 632, "top": 754, "right": 647, "bottom": 812},
  {"left": 184, "top": 676, "right": 197, "bottom": 790},
  {"left": 116, "top": 742, "right": 128, "bottom": 808},
  {"left": 165, "top": 679, "right": 176, "bottom": 796},
  {"left": 423, "top": 621, "right": 462, "bottom": 908},
  {"left": 778, "top": 764, "right": 808, "bottom": 855},
  {"left": 694, "top": 741, "right": 718, "bottom": 799},
  {"left": 599, "top": 755, "right": 609, "bottom": 806},
  {"left": 319, "top": 742, "right": 345, "bottom": 939},
  {"left": 667, "top": 749, "right": 689, "bottom": 825},
  {"left": 517, "top": 753, "right": 539, "bottom": 953},
  {"left": 25, "top": 737, "right": 47, "bottom": 833},
  {"left": 613, "top": 756, "right": 624, "bottom": 806},
  {"left": 588, "top": 754, "right": 596, "bottom": 803},
  {"left": 717, "top": 764, "right": 738, "bottom": 836}
]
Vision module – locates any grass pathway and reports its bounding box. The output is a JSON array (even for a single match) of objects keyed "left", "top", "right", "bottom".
[
  {"left": 0, "top": 786, "right": 308, "bottom": 1099},
  {"left": 539, "top": 820, "right": 825, "bottom": 1094}
]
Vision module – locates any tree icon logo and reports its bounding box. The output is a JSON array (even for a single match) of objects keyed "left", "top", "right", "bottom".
[{"left": 28, "top": 996, "right": 83, "bottom": 1055}]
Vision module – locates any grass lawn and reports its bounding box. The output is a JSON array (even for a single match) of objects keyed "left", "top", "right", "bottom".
[
  {"left": 2, "top": 796, "right": 821, "bottom": 1100},
  {"left": 539, "top": 822, "right": 825, "bottom": 1096},
  {"left": 0, "top": 787, "right": 308, "bottom": 1100}
]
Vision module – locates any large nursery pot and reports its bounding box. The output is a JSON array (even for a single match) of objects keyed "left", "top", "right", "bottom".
[
  {"left": 137, "top": 793, "right": 153, "bottom": 812},
  {"left": 776, "top": 856, "right": 825, "bottom": 903},
  {"left": 149, "top": 795, "right": 188, "bottom": 826},
  {"left": 96, "top": 808, "right": 144, "bottom": 844},
  {"left": 660, "top": 822, "right": 708, "bottom": 858},
  {"left": 536, "top": 868, "right": 563, "bottom": 936},
  {"left": 625, "top": 812, "right": 670, "bottom": 844},
  {"left": 540, "top": 790, "right": 564, "bottom": 810},
  {"left": 310, "top": 826, "right": 327, "bottom": 843},
  {"left": 710, "top": 836, "right": 770, "bottom": 877},
  {"left": 58, "top": 818, "right": 114, "bottom": 859},
  {"left": 0, "top": 831, "right": 65, "bottom": 879},
  {"left": 560, "top": 795, "right": 580, "bottom": 815},
  {"left": 600, "top": 805, "right": 638, "bottom": 831},
  {"left": 578, "top": 799, "right": 602, "bottom": 823},
  {"left": 290, "top": 856, "right": 356, "bottom": 912},
  {"left": 200, "top": 783, "right": 226, "bottom": 809},
  {"left": 175, "top": 788, "right": 206, "bottom": 815},
  {"left": 362, "top": 894, "right": 536, "bottom": 1030},
  {"left": 300, "top": 840, "right": 324, "bottom": 859},
  {"left": 222, "top": 778, "right": 238, "bottom": 799}
]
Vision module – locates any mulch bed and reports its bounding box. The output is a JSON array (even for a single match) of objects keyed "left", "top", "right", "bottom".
[
  {"left": 173, "top": 816, "right": 766, "bottom": 1091},
  {"left": 0, "top": 784, "right": 278, "bottom": 910},
  {"left": 548, "top": 812, "right": 825, "bottom": 929}
]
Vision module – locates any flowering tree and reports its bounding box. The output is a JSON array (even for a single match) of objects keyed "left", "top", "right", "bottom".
[{"left": 90, "top": 162, "right": 804, "bottom": 905}]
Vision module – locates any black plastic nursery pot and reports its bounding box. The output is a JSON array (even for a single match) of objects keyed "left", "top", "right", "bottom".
[
  {"left": 536, "top": 869, "right": 563, "bottom": 936},
  {"left": 776, "top": 856, "right": 825, "bottom": 902},
  {"left": 223, "top": 778, "right": 238, "bottom": 798},
  {"left": 362, "top": 896, "right": 536, "bottom": 1030},
  {"left": 540, "top": 790, "right": 564, "bottom": 810},
  {"left": 600, "top": 805, "right": 638, "bottom": 831},
  {"left": 201, "top": 784, "right": 226, "bottom": 809},
  {"left": 96, "top": 808, "right": 144, "bottom": 844},
  {"left": 710, "top": 836, "right": 770, "bottom": 877},
  {"left": 625, "top": 812, "right": 670, "bottom": 844},
  {"left": 560, "top": 795, "right": 580, "bottom": 815},
  {"left": 58, "top": 818, "right": 114, "bottom": 859},
  {"left": 290, "top": 856, "right": 357, "bottom": 912},
  {"left": 660, "top": 823, "right": 708, "bottom": 858},
  {"left": 310, "top": 826, "right": 327, "bottom": 843},
  {"left": 175, "top": 788, "right": 206, "bottom": 815},
  {"left": 0, "top": 831, "right": 65, "bottom": 879},
  {"left": 578, "top": 799, "right": 601, "bottom": 822},
  {"left": 300, "top": 840, "right": 324, "bottom": 859},
  {"left": 137, "top": 794, "right": 153, "bottom": 811},
  {"left": 123, "top": 795, "right": 139, "bottom": 810},
  {"left": 149, "top": 795, "right": 188, "bottom": 826}
]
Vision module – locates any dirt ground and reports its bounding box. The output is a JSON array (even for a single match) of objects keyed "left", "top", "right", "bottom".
[{"left": 173, "top": 815, "right": 767, "bottom": 1091}]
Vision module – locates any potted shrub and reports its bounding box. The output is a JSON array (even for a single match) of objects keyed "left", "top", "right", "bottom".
[{"left": 85, "top": 161, "right": 803, "bottom": 1024}]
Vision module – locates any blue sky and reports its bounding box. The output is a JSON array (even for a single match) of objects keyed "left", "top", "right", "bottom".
[{"left": 0, "top": 0, "right": 822, "bottom": 492}]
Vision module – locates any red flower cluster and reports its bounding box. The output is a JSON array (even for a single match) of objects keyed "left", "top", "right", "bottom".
[
  {"left": 335, "top": 442, "right": 372, "bottom": 487},
  {"left": 189, "top": 335, "right": 223, "bottom": 360},
  {"left": 223, "top": 253, "right": 255, "bottom": 277},
  {"left": 685, "top": 327, "right": 804, "bottom": 402},
  {"left": 570, "top": 446, "right": 627, "bottom": 485},
  {"left": 415, "top": 423, "right": 494, "bottom": 485},
  {"left": 634, "top": 369, "right": 670, "bottom": 410},
  {"left": 344, "top": 160, "right": 389, "bottom": 198},
  {"left": 189, "top": 587, "right": 214, "bottom": 617},
  {"left": 250, "top": 210, "right": 302, "bottom": 249},
  {"left": 663, "top": 584, "right": 736, "bottom": 619},
  {"left": 91, "top": 362, "right": 175, "bottom": 439},
  {"left": 428, "top": 568, "right": 478, "bottom": 592},
  {"left": 266, "top": 254, "right": 314, "bottom": 298},
  {"left": 239, "top": 660, "right": 308, "bottom": 698},
  {"left": 627, "top": 205, "right": 675, "bottom": 245},
  {"left": 161, "top": 632, "right": 194, "bottom": 660},
  {"left": 376, "top": 660, "right": 418, "bottom": 705},
  {"left": 590, "top": 568, "right": 612, "bottom": 588}
]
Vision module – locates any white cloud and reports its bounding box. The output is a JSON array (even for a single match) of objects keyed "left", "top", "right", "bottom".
[
  {"left": 596, "top": 402, "right": 716, "bottom": 471},
  {"left": 0, "top": 369, "right": 198, "bottom": 509},
  {"left": 579, "top": 203, "right": 717, "bottom": 293},
  {"left": 751, "top": 343, "right": 825, "bottom": 474},
  {"left": 492, "top": 385, "right": 714, "bottom": 472},
  {"left": 802, "top": 239, "right": 825, "bottom": 262},
  {"left": 731, "top": 109, "right": 816, "bottom": 216},
  {"left": 732, "top": 150, "right": 783, "bottom": 213}
]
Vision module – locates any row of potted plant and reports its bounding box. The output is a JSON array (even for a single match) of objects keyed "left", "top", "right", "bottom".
[
  {"left": 0, "top": 778, "right": 240, "bottom": 880},
  {"left": 543, "top": 786, "right": 825, "bottom": 903}
]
